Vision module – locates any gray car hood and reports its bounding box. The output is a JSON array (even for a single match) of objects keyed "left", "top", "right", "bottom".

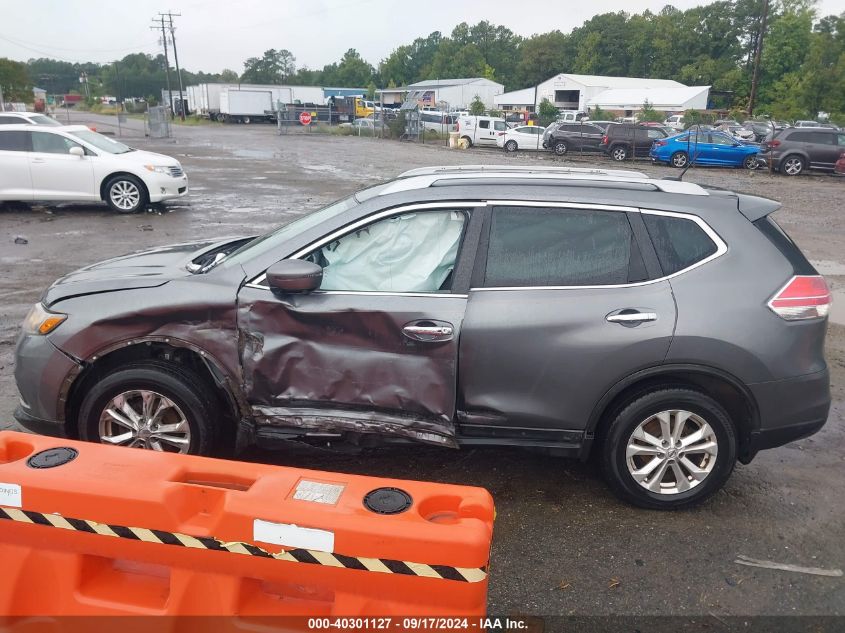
[{"left": 43, "top": 237, "right": 250, "bottom": 306}]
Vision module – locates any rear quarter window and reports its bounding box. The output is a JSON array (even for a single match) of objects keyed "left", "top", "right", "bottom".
[
  {"left": 0, "top": 130, "right": 30, "bottom": 151},
  {"left": 642, "top": 213, "right": 718, "bottom": 276}
]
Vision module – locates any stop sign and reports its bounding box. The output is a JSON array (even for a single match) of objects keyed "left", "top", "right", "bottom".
[{"left": 299, "top": 111, "right": 312, "bottom": 125}]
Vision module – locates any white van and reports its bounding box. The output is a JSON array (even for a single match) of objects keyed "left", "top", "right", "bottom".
[
  {"left": 456, "top": 115, "right": 507, "bottom": 147},
  {"left": 419, "top": 110, "right": 457, "bottom": 133},
  {"left": 557, "top": 110, "right": 589, "bottom": 123}
]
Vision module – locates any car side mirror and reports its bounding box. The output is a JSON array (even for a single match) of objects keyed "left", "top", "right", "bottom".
[
  {"left": 69, "top": 146, "right": 84, "bottom": 158},
  {"left": 266, "top": 259, "right": 323, "bottom": 293}
]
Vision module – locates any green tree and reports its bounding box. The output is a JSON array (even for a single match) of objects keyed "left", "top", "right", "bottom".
[
  {"left": 241, "top": 49, "right": 296, "bottom": 84},
  {"left": 515, "top": 31, "right": 571, "bottom": 88},
  {"left": 324, "top": 49, "right": 374, "bottom": 87},
  {"left": 637, "top": 99, "right": 665, "bottom": 122},
  {"left": 219, "top": 69, "right": 239, "bottom": 82},
  {"left": 0, "top": 58, "right": 31, "bottom": 101},
  {"left": 538, "top": 97, "right": 558, "bottom": 126},
  {"left": 469, "top": 95, "right": 485, "bottom": 115}
]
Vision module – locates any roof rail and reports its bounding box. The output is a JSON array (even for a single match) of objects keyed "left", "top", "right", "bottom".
[
  {"left": 382, "top": 167, "right": 708, "bottom": 197},
  {"left": 398, "top": 164, "right": 648, "bottom": 179}
]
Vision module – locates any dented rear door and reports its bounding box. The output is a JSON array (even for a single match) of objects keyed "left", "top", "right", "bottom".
[{"left": 236, "top": 204, "right": 482, "bottom": 446}]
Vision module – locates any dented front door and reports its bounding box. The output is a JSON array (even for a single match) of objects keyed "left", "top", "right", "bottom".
[{"left": 237, "top": 290, "right": 466, "bottom": 446}]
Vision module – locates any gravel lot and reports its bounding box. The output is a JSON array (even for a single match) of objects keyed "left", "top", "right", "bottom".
[{"left": 1, "top": 112, "right": 843, "bottom": 621}]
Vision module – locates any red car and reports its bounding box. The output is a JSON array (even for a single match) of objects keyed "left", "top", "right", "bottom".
[{"left": 835, "top": 152, "right": 845, "bottom": 175}]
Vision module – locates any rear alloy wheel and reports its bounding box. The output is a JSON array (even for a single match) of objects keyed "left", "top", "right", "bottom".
[
  {"left": 505, "top": 140, "right": 518, "bottom": 152},
  {"left": 743, "top": 154, "right": 759, "bottom": 170},
  {"left": 105, "top": 175, "right": 147, "bottom": 214},
  {"left": 554, "top": 140, "right": 568, "bottom": 156},
  {"left": 611, "top": 145, "right": 628, "bottom": 161},
  {"left": 671, "top": 151, "right": 689, "bottom": 168},
  {"left": 79, "top": 361, "right": 217, "bottom": 456},
  {"left": 601, "top": 388, "right": 736, "bottom": 510},
  {"left": 781, "top": 154, "right": 805, "bottom": 176},
  {"left": 242, "top": 116, "right": 251, "bottom": 124}
]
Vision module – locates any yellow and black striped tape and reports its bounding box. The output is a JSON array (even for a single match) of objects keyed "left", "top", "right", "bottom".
[{"left": 0, "top": 506, "right": 487, "bottom": 583}]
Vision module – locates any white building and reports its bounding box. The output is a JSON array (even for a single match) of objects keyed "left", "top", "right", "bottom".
[
  {"left": 494, "top": 87, "right": 537, "bottom": 112},
  {"left": 403, "top": 78, "right": 504, "bottom": 110},
  {"left": 587, "top": 86, "right": 711, "bottom": 115},
  {"left": 535, "top": 74, "right": 687, "bottom": 111}
]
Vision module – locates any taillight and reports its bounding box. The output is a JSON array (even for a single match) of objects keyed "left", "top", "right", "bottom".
[
  {"left": 769, "top": 139, "right": 781, "bottom": 148},
  {"left": 497, "top": 131, "right": 505, "bottom": 136},
  {"left": 768, "top": 275, "right": 831, "bottom": 320},
  {"left": 654, "top": 140, "right": 666, "bottom": 147},
  {"left": 601, "top": 135, "right": 608, "bottom": 144}
]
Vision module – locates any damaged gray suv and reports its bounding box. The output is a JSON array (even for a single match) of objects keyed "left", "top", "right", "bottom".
[{"left": 15, "top": 165, "right": 831, "bottom": 509}]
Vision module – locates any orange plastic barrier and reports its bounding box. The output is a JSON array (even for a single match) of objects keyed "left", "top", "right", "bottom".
[{"left": 0, "top": 431, "right": 494, "bottom": 618}]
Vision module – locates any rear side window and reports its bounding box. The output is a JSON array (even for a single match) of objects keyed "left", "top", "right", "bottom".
[
  {"left": 787, "top": 131, "right": 813, "bottom": 142},
  {"left": 0, "top": 115, "right": 22, "bottom": 124},
  {"left": 0, "top": 130, "right": 30, "bottom": 151},
  {"left": 484, "top": 206, "right": 645, "bottom": 287},
  {"left": 643, "top": 213, "right": 718, "bottom": 276}
]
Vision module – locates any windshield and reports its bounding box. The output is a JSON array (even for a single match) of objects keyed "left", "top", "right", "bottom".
[
  {"left": 221, "top": 196, "right": 360, "bottom": 269},
  {"left": 31, "top": 114, "right": 62, "bottom": 126},
  {"left": 68, "top": 130, "right": 133, "bottom": 154}
]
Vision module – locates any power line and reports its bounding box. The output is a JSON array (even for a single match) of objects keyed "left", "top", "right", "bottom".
[{"left": 0, "top": 32, "right": 153, "bottom": 54}]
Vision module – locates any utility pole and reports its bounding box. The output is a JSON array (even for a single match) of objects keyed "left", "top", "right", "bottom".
[
  {"left": 151, "top": 15, "right": 174, "bottom": 115},
  {"left": 0, "top": 84, "right": 5, "bottom": 112},
  {"left": 747, "top": 0, "right": 769, "bottom": 117},
  {"left": 163, "top": 12, "right": 186, "bottom": 120}
]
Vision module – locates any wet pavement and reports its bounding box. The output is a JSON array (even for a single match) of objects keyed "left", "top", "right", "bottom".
[{"left": 1, "top": 112, "right": 843, "bottom": 619}]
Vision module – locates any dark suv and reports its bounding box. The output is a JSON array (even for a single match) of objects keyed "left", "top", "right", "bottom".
[
  {"left": 15, "top": 165, "right": 831, "bottom": 509},
  {"left": 601, "top": 123, "right": 670, "bottom": 161},
  {"left": 762, "top": 127, "right": 845, "bottom": 175},
  {"left": 543, "top": 122, "right": 607, "bottom": 156}
]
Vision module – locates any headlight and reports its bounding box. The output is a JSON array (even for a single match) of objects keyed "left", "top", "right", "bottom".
[
  {"left": 23, "top": 303, "right": 66, "bottom": 335},
  {"left": 143, "top": 164, "right": 170, "bottom": 174}
]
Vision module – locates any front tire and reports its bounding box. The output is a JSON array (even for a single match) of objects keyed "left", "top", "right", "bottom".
[
  {"left": 104, "top": 175, "right": 147, "bottom": 214},
  {"left": 78, "top": 361, "right": 216, "bottom": 456},
  {"left": 553, "top": 140, "right": 568, "bottom": 156},
  {"left": 504, "top": 140, "right": 518, "bottom": 152},
  {"left": 600, "top": 388, "right": 737, "bottom": 510}
]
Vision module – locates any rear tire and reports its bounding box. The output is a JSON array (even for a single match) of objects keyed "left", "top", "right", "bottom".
[
  {"left": 600, "top": 388, "right": 737, "bottom": 510},
  {"left": 104, "top": 175, "right": 148, "bottom": 214},
  {"left": 781, "top": 154, "right": 805, "bottom": 176},
  {"left": 611, "top": 145, "right": 628, "bottom": 161},
  {"left": 743, "top": 154, "right": 759, "bottom": 170},
  {"left": 78, "top": 360, "right": 217, "bottom": 456},
  {"left": 505, "top": 140, "right": 518, "bottom": 152},
  {"left": 670, "top": 151, "right": 689, "bottom": 168}
]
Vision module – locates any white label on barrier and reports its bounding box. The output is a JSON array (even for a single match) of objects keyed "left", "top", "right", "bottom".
[
  {"left": 293, "top": 480, "right": 345, "bottom": 505},
  {"left": 0, "top": 483, "right": 21, "bottom": 508},
  {"left": 253, "top": 519, "right": 335, "bottom": 553}
]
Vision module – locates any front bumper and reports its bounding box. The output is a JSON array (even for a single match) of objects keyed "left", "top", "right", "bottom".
[
  {"left": 146, "top": 173, "right": 189, "bottom": 203},
  {"left": 14, "top": 332, "right": 81, "bottom": 437},
  {"left": 742, "top": 368, "right": 831, "bottom": 462}
]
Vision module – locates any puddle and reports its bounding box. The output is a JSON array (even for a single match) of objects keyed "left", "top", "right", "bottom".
[
  {"left": 234, "top": 148, "right": 277, "bottom": 160},
  {"left": 831, "top": 289, "right": 845, "bottom": 326}
]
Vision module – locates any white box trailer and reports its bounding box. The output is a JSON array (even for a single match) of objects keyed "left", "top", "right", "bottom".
[
  {"left": 185, "top": 83, "right": 329, "bottom": 119},
  {"left": 218, "top": 89, "right": 273, "bottom": 123}
]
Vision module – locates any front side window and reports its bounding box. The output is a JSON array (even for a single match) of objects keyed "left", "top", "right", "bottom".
[
  {"left": 479, "top": 120, "right": 490, "bottom": 129},
  {"left": 305, "top": 210, "right": 467, "bottom": 293},
  {"left": 809, "top": 132, "right": 835, "bottom": 145},
  {"left": 31, "top": 131, "right": 83, "bottom": 154},
  {"left": 484, "top": 206, "right": 644, "bottom": 287},
  {"left": 838, "top": 134, "right": 845, "bottom": 146}
]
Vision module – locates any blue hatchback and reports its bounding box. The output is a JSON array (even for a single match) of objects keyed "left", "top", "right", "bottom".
[{"left": 651, "top": 130, "right": 761, "bottom": 169}]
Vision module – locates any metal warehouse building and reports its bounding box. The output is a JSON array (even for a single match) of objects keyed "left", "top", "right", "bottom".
[{"left": 383, "top": 78, "right": 504, "bottom": 110}]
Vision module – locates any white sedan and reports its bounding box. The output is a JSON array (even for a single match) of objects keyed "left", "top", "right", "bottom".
[
  {"left": 0, "top": 124, "right": 187, "bottom": 213},
  {"left": 496, "top": 125, "right": 547, "bottom": 152}
]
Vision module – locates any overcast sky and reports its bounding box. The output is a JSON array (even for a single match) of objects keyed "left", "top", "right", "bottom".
[{"left": 2, "top": 0, "right": 844, "bottom": 74}]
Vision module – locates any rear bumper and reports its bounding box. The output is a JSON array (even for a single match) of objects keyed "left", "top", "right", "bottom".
[{"left": 742, "top": 368, "right": 831, "bottom": 462}]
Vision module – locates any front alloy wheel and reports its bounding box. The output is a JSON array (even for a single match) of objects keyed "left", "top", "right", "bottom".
[
  {"left": 105, "top": 175, "right": 147, "bottom": 213},
  {"left": 99, "top": 389, "right": 191, "bottom": 453}
]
